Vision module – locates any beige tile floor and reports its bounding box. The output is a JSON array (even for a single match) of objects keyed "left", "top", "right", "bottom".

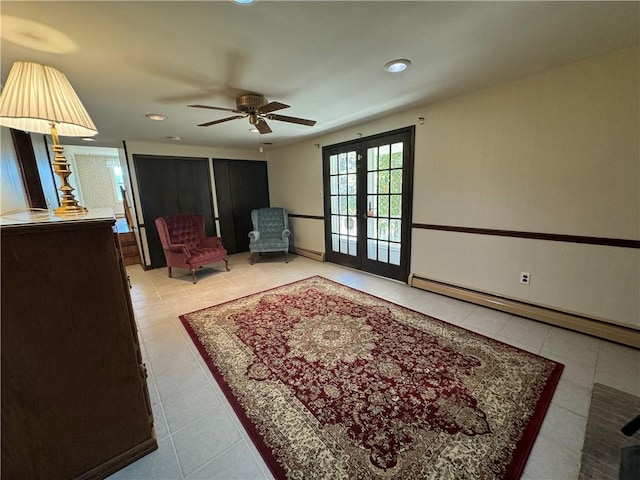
[{"left": 107, "top": 253, "right": 640, "bottom": 480}]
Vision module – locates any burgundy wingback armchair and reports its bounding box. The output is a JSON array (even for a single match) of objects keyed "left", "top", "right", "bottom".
[{"left": 155, "top": 214, "right": 229, "bottom": 284}]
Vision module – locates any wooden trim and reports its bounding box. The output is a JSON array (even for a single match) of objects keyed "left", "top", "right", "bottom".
[
  {"left": 10, "top": 129, "right": 47, "bottom": 209},
  {"left": 410, "top": 275, "right": 639, "bottom": 349},
  {"left": 412, "top": 224, "right": 640, "bottom": 249},
  {"left": 288, "top": 213, "right": 324, "bottom": 220},
  {"left": 290, "top": 246, "right": 325, "bottom": 262}
]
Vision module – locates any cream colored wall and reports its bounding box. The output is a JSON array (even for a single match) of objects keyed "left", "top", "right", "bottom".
[
  {"left": 0, "top": 127, "right": 28, "bottom": 214},
  {"left": 288, "top": 217, "right": 326, "bottom": 253},
  {"left": 417, "top": 47, "right": 638, "bottom": 238},
  {"left": 125, "top": 142, "right": 265, "bottom": 163},
  {"left": 267, "top": 47, "right": 640, "bottom": 328},
  {"left": 269, "top": 141, "right": 324, "bottom": 216},
  {"left": 413, "top": 230, "right": 639, "bottom": 326}
]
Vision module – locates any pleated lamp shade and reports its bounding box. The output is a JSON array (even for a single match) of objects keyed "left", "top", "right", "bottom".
[{"left": 0, "top": 61, "right": 97, "bottom": 137}]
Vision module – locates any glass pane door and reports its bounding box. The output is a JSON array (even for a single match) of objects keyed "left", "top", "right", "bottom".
[
  {"left": 326, "top": 149, "right": 360, "bottom": 269},
  {"left": 365, "top": 142, "right": 403, "bottom": 266},
  {"left": 323, "top": 127, "right": 414, "bottom": 281}
]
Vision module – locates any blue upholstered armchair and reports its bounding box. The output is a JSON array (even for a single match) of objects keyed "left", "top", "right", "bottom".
[{"left": 248, "top": 207, "right": 291, "bottom": 264}]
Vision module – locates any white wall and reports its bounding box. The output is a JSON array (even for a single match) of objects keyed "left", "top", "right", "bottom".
[
  {"left": 0, "top": 127, "right": 28, "bottom": 214},
  {"left": 267, "top": 47, "right": 640, "bottom": 328}
]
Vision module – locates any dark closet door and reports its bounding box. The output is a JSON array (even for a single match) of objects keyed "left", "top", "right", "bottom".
[
  {"left": 133, "top": 155, "right": 215, "bottom": 268},
  {"left": 213, "top": 159, "right": 269, "bottom": 254}
]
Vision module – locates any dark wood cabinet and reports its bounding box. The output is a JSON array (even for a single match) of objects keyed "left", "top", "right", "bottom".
[{"left": 1, "top": 210, "right": 157, "bottom": 479}]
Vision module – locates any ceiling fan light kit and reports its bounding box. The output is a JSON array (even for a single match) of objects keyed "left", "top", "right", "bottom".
[{"left": 189, "top": 93, "right": 316, "bottom": 134}]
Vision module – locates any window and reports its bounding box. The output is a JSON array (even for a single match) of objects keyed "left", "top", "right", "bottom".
[{"left": 111, "top": 165, "right": 125, "bottom": 202}]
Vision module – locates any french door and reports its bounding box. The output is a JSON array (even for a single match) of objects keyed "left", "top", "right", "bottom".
[{"left": 323, "top": 127, "right": 414, "bottom": 282}]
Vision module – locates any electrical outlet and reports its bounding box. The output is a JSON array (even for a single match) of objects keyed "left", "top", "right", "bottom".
[{"left": 520, "top": 272, "right": 531, "bottom": 285}]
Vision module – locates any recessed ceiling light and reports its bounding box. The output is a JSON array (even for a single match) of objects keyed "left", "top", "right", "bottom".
[
  {"left": 165, "top": 136, "right": 182, "bottom": 141},
  {"left": 249, "top": 128, "right": 259, "bottom": 133},
  {"left": 145, "top": 113, "right": 167, "bottom": 121},
  {"left": 384, "top": 59, "right": 411, "bottom": 73},
  {"left": 81, "top": 137, "right": 96, "bottom": 142},
  {"left": 232, "top": 0, "right": 256, "bottom": 5}
]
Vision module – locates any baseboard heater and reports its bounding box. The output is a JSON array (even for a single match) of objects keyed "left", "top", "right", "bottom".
[
  {"left": 410, "top": 275, "right": 639, "bottom": 349},
  {"left": 291, "top": 247, "right": 325, "bottom": 262}
]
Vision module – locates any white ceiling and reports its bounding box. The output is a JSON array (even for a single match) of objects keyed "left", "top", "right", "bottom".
[{"left": 1, "top": 1, "right": 638, "bottom": 150}]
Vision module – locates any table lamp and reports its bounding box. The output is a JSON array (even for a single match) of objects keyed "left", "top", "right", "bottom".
[{"left": 0, "top": 61, "right": 98, "bottom": 215}]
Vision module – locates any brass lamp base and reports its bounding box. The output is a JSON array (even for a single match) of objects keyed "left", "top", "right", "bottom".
[
  {"left": 54, "top": 204, "right": 88, "bottom": 216},
  {"left": 50, "top": 123, "right": 87, "bottom": 215}
]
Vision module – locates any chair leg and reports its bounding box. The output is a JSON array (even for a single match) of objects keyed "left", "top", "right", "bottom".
[
  {"left": 284, "top": 251, "right": 288, "bottom": 263},
  {"left": 168, "top": 267, "right": 172, "bottom": 278},
  {"left": 250, "top": 253, "right": 255, "bottom": 265},
  {"left": 191, "top": 269, "right": 197, "bottom": 284},
  {"left": 224, "top": 257, "right": 230, "bottom": 271}
]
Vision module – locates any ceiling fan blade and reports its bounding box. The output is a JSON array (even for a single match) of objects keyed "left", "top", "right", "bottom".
[
  {"left": 258, "top": 101, "right": 290, "bottom": 114},
  {"left": 189, "top": 104, "right": 240, "bottom": 113},
  {"left": 198, "top": 115, "right": 245, "bottom": 127},
  {"left": 267, "top": 114, "right": 316, "bottom": 126},
  {"left": 255, "top": 118, "right": 273, "bottom": 134}
]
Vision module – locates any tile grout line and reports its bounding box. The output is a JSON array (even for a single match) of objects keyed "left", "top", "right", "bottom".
[
  {"left": 121, "top": 256, "right": 639, "bottom": 479},
  {"left": 182, "top": 439, "right": 245, "bottom": 480}
]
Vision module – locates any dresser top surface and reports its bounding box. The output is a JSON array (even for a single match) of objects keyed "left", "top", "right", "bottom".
[{"left": 0, "top": 208, "right": 115, "bottom": 228}]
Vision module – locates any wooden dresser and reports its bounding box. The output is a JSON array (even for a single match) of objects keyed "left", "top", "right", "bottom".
[{"left": 1, "top": 209, "right": 157, "bottom": 479}]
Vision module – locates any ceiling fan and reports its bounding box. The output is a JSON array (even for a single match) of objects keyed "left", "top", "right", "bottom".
[{"left": 189, "top": 94, "right": 316, "bottom": 134}]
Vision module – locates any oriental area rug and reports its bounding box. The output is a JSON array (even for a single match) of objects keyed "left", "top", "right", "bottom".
[{"left": 180, "top": 276, "right": 563, "bottom": 480}]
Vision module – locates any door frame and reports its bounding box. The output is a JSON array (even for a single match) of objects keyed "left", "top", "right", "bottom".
[{"left": 322, "top": 126, "right": 415, "bottom": 282}]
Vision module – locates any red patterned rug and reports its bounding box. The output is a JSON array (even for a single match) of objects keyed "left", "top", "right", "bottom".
[{"left": 180, "top": 276, "right": 563, "bottom": 479}]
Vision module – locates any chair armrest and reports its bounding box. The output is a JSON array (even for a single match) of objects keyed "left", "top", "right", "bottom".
[
  {"left": 249, "top": 230, "right": 260, "bottom": 242},
  {"left": 282, "top": 229, "right": 291, "bottom": 239},
  {"left": 167, "top": 243, "right": 190, "bottom": 258},
  {"left": 201, "top": 236, "right": 224, "bottom": 248}
]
